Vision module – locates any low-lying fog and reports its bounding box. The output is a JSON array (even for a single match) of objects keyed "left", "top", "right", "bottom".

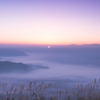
[{"left": 0, "top": 45, "right": 100, "bottom": 89}]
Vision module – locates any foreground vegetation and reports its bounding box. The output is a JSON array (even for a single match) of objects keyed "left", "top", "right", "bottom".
[{"left": 0, "top": 79, "right": 100, "bottom": 100}]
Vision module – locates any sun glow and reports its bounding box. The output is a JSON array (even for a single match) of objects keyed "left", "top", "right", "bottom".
[{"left": 48, "top": 46, "right": 50, "bottom": 48}]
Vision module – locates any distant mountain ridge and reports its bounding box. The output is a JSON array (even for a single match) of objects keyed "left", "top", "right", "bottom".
[
  {"left": 0, "top": 61, "right": 31, "bottom": 73},
  {"left": 0, "top": 61, "right": 49, "bottom": 73},
  {"left": 0, "top": 48, "right": 27, "bottom": 56}
]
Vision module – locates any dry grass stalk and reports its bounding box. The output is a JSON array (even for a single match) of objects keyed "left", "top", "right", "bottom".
[{"left": 0, "top": 79, "right": 100, "bottom": 100}]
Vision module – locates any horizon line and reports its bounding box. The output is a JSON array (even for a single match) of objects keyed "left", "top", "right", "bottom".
[{"left": 0, "top": 43, "right": 100, "bottom": 46}]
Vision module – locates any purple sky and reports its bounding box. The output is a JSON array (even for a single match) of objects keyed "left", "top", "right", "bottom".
[{"left": 0, "top": 0, "right": 100, "bottom": 45}]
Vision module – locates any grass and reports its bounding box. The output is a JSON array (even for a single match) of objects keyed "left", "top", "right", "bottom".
[{"left": 0, "top": 79, "right": 100, "bottom": 100}]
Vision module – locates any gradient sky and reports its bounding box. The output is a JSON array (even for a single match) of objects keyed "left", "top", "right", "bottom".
[{"left": 0, "top": 0, "right": 100, "bottom": 45}]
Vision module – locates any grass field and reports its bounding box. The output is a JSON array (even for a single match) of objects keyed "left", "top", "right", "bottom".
[{"left": 0, "top": 79, "right": 100, "bottom": 100}]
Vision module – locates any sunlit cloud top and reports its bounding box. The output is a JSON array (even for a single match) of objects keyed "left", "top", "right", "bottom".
[{"left": 0, "top": 0, "right": 100, "bottom": 45}]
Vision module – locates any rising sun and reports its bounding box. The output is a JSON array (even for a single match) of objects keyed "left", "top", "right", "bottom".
[{"left": 48, "top": 46, "right": 50, "bottom": 48}]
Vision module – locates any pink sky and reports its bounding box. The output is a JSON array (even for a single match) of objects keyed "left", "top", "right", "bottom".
[{"left": 0, "top": 0, "right": 100, "bottom": 45}]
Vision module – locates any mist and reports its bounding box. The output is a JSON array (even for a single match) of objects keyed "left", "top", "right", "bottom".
[{"left": 0, "top": 45, "right": 100, "bottom": 89}]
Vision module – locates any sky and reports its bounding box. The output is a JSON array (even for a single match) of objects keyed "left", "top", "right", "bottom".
[{"left": 0, "top": 0, "right": 100, "bottom": 45}]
